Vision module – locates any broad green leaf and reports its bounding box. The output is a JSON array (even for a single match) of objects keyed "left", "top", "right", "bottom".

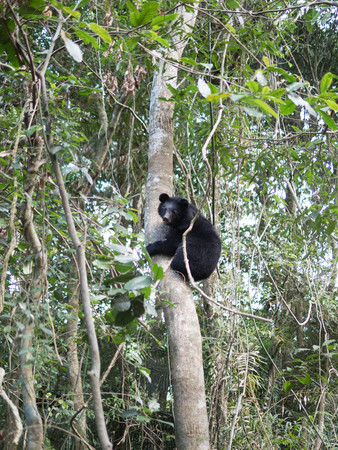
[
  {"left": 89, "top": 22, "right": 112, "bottom": 43},
  {"left": 318, "top": 110, "right": 338, "bottom": 131},
  {"left": 270, "top": 88, "right": 286, "bottom": 98},
  {"left": 206, "top": 92, "right": 232, "bottom": 102},
  {"left": 63, "top": 6, "right": 81, "bottom": 19},
  {"left": 325, "top": 99, "right": 338, "bottom": 112},
  {"left": 246, "top": 80, "right": 259, "bottom": 93},
  {"left": 263, "top": 56, "right": 270, "bottom": 67},
  {"left": 320, "top": 72, "right": 333, "bottom": 93},
  {"left": 154, "top": 35, "right": 170, "bottom": 47},
  {"left": 125, "top": 276, "right": 152, "bottom": 290},
  {"left": 180, "top": 57, "right": 199, "bottom": 67},
  {"left": 93, "top": 258, "right": 114, "bottom": 269},
  {"left": 283, "top": 381, "right": 291, "bottom": 393},
  {"left": 280, "top": 99, "right": 296, "bottom": 115},
  {"left": 75, "top": 29, "right": 98, "bottom": 49},
  {"left": 110, "top": 243, "right": 129, "bottom": 254},
  {"left": 225, "top": 23, "right": 236, "bottom": 33},
  {"left": 130, "top": 1, "right": 159, "bottom": 27},
  {"left": 113, "top": 295, "right": 131, "bottom": 312},
  {"left": 266, "top": 67, "right": 297, "bottom": 82},
  {"left": 126, "top": 0, "right": 138, "bottom": 13},
  {"left": 151, "top": 13, "right": 178, "bottom": 28},
  {"left": 251, "top": 99, "right": 278, "bottom": 119},
  {"left": 39, "top": 325, "right": 54, "bottom": 337},
  {"left": 262, "top": 86, "right": 270, "bottom": 96},
  {"left": 151, "top": 263, "right": 165, "bottom": 280},
  {"left": 115, "top": 254, "right": 138, "bottom": 264},
  {"left": 242, "top": 107, "right": 263, "bottom": 118},
  {"left": 29, "top": 0, "right": 46, "bottom": 7},
  {"left": 327, "top": 221, "right": 336, "bottom": 235},
  {"left": 286, "top": 82, "right": 304, "bottom": 93},
  {"left": 49, "top": 0, "right": 63, "bottom": 8},
  {"left": 296, "top": 373, "right": 311, "bottom": 385}
]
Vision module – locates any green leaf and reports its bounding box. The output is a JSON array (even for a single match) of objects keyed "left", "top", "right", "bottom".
[
  {"left": 126, "top": 0, "right": 138, "bottom": 13},
  {"left": 250, "top": 99, "right": 278, "bottom": 119},
  {"left": 225, "top": 23, "right": 235, "bottom": 33},
  {"left": 262, "top": 56, "right": 270, "bottom": 67},
  {"left": 325, "top": 99, "right": 338, "bottom": 112},
  {"left": 296, "top": 373, "right": 311, "bottom": 385},
  {"left": 154, "top": 35, "right": 170, "bottom": 47},
  {"left": 93, "top": 258, "right": 114, "bottom": 269},
  {"left": 280, "top": 99, "right": 297, "bottom": 115},
  {"left": 151, "top": 263, "right": 164, "bottom": 280},
  {"left": 266, "top": 67, "right": 297, "bottom": 83},
  {"left": 327, "top": 220, "right": 336, "bottom": 235},
  {"left": 270, "top": 88, "right": 286, "bottom": 98},
  {"left": 75, "top": 29, "right": 98, "bottom": 49},
  {"left": 130, "top": 1, "right": 159, "bottom": 27},
  {"left": 242, "top": 107, "right": 263, "bottom": 118},
  {"left": 89, "top": 22, "right": 112, "bottom": 43},
  {"left": 246, "top": 80, "right": 259, "bottom": 93},
  {"left": 206, "top": 92, "right": 232, "bottom": 103},
  {"left": 283, "top": 381, "right": 291, "bottom": 393},
  {"left": 318, "top": 110, "right": 338, "bottom": 131},
  {"left": 39, "top": 325, "right": 54, "bottom": 337},
  {"left": 49, "top": 0, "right": 63, "bottom": 8},
  {"left": 315, "top": 213, "right": 322, "bottom": 231},
  {"left": 180, "top": 57, "right": 199, "bottom": 67},
  {"left": 125, "top": 276, "right": 152, "bottom": 291},
  {"left": 63, "top": 6, "right": 81, "bottom": 19},
  {"left": 151, "top": 13, "right": 178, "bottom": 28},
  {"left": 113, "top": 294, "right": 131, "bottom": 312},
  {"left": 320, "top": 72, "right": 333, "bottom": 93}
]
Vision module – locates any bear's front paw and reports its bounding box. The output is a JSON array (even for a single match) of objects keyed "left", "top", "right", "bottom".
[{"left": 146, "top": 243, "right": 156, "bottom": 256}]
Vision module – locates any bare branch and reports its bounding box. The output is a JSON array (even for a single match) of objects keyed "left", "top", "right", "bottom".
[{"left": 0, "top": 368, "right": 23, "bottom": 446}]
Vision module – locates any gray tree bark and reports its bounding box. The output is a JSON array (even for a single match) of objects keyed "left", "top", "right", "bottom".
[{"left": 145, "top": 6, "right": 210, "bottom": 449}]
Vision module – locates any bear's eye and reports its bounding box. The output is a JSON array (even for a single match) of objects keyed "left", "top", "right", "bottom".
[{"left": 172, "top": 209, "right": 177, "bottom": 215}]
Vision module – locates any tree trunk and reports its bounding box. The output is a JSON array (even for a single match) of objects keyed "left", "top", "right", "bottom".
[
  {"left": 145, "top": 6, "right": 209, "bottom": 449},
  {"left": 20, "top": 133, "right": 45, "bottom": 450},
  {"left": 66, "top": 286, "right": 87, "bottom": 449},
  {"left": 162, "top": 273, "right": 210, "bottom": 449}
]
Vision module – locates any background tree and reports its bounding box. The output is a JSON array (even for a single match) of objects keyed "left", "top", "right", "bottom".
[{"left": 0, "top": 0, "right": 337, "bottom": 448}]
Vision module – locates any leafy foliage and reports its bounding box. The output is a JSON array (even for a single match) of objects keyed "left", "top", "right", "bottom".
[{"left": 0, "top": 0, "right": 337, "bottom": 448}]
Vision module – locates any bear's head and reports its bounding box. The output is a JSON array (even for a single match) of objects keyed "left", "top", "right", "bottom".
[{"left": 158, "top": 193, "right": 189, "bottom": 227}]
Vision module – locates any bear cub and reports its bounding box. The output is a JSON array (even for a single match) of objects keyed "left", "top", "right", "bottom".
[{"left": 146, "top": 193, "right": 221, "bottom": 281}]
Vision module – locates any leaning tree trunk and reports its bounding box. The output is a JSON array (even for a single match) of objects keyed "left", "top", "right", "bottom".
[
  {"left": 20, "top": 133, "right": 46, "bottom": 450},
  {"left": 66, "top": 284, "right": 87, "bottom": 450},
  {"left": 144, "top": 6, "right": 210, "bottom": 449}
]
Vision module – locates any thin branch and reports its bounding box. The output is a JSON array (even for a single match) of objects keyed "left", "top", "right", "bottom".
[
  {"left": 0, "top": 102, "right": 28, "bottom": 312},
  {"left": 100, "top": 343, "right": 124, "bottom": 386},
  {"left": 255, "top": 243, "right": 313, "bottom": 326},
  {"left": 70, "top": 405, "right": 94, "bottom": 450},
  {"left": 0, "top": 368, "right": 23, "bottom": 446}
]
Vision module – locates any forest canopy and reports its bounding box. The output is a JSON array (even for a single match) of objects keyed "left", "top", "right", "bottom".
[{"left": 0, "top": 0, "right": 337, "bottom": 448}]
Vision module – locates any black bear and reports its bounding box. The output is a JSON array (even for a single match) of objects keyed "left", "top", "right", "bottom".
[{"left": 146, "top": 193, "right": 221, "bottom": 281}]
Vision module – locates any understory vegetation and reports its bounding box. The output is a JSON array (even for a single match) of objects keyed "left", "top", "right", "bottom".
[{"left": 0, "top": 0, "right": 337, "bottom": 448}]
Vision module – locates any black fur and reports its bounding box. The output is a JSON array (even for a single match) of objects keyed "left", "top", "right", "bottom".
[{"left": 146, "top": 193, "right": 221, "bottom": 281}]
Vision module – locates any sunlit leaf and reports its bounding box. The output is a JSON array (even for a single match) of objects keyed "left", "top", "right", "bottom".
[
  {"left": 320, "top": 72, "right": 333, "bottom": 93},
  {"left": 89, "top": 22, "right": 112, "bottom": 43},
  {"left": 251, "top": 99, "right": 278, "bottom": 119},
  {"left": 318, "top": 110, "right": 338, "bottom": 131},
  {"left": 125, "top": 276, "right": 152, "bottom": 290}
]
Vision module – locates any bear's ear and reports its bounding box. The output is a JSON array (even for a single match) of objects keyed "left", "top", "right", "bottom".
[
  {"left": 180, "top": 198, "right": 189, "bottom": 207},
  {"left": 159, "top": 193, "right": 169, "bottom": 203}
]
